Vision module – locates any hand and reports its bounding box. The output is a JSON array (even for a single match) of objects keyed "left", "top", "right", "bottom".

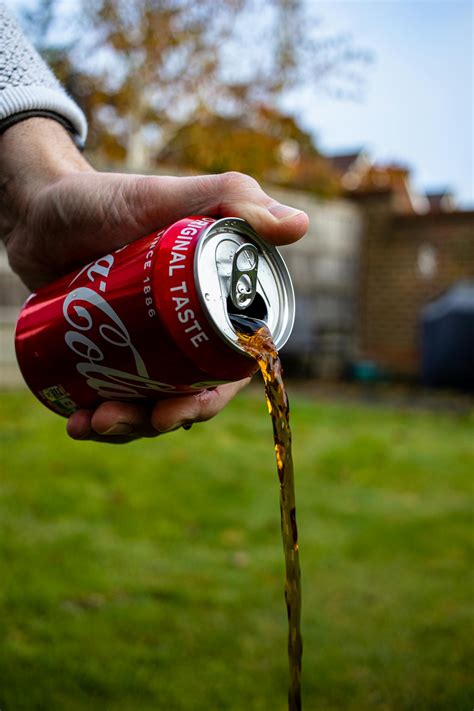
[{"left": 0, "top": 118, "right": 308, "bottom": 442}]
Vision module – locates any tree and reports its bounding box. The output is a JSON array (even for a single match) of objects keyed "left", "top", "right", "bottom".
[
  {"left": 21, "top": 0, "right": 371, "bottom": 180},
  {"left": 158, "top": 107, "right": 341, "bottom": 197}
]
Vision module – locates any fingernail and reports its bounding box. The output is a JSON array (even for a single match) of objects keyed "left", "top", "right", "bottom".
[
  {"left": 154, "top": 422, "right": 183, "bottom": 434},
  {"left": 268, "top": 203, "right": 304, "bottom": 222},
  {"left": 99, "top": 423, "right": 134, "bottom": 436}
]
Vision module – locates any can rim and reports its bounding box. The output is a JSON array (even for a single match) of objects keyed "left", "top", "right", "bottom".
[{"left": 194, "top": 217, "right": 295, "bottom": 354}]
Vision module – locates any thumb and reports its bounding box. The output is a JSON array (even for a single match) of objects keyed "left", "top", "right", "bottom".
[{"left": 126, "top": 171, "right": 309, "bottom": 246}]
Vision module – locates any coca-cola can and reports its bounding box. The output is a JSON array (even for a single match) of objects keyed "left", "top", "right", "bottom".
[{"left": 15, "top": 216, "right": 295, "bottom": 418}]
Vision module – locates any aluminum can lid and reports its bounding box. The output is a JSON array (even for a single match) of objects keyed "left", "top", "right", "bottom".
[{"left": 195, "top": 217, "right": 295, "bottom": 352}]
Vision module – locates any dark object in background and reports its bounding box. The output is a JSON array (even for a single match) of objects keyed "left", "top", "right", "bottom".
[{"left": 421, "top": 281, "right": 474, "bottom": 391}]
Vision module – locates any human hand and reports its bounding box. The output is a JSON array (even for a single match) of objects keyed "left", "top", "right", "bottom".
[{"left": 0, "top": 118, "right": 308, "bottom": 442}]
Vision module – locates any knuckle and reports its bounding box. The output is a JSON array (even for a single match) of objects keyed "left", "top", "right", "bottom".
[{"left": 219, "top": 171, "right": 260, "bottom": 195}]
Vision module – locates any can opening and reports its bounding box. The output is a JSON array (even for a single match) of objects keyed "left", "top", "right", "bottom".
[
  {"left": 228, "top": 312, "right": 266, "bottom": 336},
  {"left": 226, "top": 292, "right": 268, "bottom": 324}
]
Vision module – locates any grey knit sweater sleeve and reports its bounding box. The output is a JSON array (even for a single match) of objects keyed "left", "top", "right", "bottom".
[{"left": 0, "top": 3, "right": 87, "bottom": 144}]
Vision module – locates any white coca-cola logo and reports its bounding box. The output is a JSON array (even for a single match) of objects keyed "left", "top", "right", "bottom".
[{"left": 63, "top": 255, "right": 175, "bottom": 400}]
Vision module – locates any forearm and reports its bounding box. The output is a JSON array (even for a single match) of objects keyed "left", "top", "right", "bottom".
[
  {"left": 0, "top": 118, "right": 92, "bottom": 241},
  {"left": 0, "top": 2, "right": 90, "bottom": 242}
]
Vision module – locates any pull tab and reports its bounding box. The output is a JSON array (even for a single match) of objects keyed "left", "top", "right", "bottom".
[{"left": 230, "top": 243, "right": 259, "bottom": 310}]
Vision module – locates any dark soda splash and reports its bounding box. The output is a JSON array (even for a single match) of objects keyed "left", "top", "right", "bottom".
[{"left": 234, "top": 315, "right": 302, "bottom": 711}]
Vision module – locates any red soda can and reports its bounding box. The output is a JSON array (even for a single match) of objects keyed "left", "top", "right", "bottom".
[{"left": 15, "top": 216, "right": 295, "bottom": 417}]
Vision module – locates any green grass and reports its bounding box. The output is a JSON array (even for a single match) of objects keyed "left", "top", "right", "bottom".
[{"left": 0, "top": 386, "right": 472, "bottom": 710}]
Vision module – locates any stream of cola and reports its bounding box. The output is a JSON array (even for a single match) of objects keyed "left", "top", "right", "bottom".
[{"left": 233, "top": 314, "right": 303, "bottom": 711}]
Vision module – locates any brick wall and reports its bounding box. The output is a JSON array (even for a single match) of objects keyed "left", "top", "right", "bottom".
[{"left": 358, "top": 193, "right": 474, "bottom": 376}]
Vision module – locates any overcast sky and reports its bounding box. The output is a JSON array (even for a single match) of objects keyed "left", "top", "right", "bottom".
[{"left": 293, "top": 0, "right": 473, "bottom": 207}]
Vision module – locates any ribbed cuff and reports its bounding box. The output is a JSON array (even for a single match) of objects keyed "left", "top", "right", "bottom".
[
  {"left": 0, "top": 85, "right": 87, "bottom": 146},
  {"left": 0, "top": 110, "right": 85, "bottom": 149}
]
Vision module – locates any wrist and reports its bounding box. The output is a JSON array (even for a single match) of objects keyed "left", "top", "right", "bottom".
[{"left": 0, "top": 117, "right": 93, "bottom": 239}]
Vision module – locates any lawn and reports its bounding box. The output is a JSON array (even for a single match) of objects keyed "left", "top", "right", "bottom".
[{"left": 0, "top": 385, "right": 472, "bottom": 710}]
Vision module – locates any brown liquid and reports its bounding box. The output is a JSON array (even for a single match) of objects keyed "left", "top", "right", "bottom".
[{"left": 238, "top": 323, "right": 302, "bottom": 711}]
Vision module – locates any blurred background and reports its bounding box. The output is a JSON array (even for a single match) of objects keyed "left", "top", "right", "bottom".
[
  {"left": 1, "top": 0, "right": 473, "bottom": 390},
  {"left": 0, "top": 1, "right": 473, "bottom": 710}
]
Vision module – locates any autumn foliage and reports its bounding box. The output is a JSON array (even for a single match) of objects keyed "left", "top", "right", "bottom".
[{"left": 23, "top": 0, "right": 369, "bottom": 196}]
